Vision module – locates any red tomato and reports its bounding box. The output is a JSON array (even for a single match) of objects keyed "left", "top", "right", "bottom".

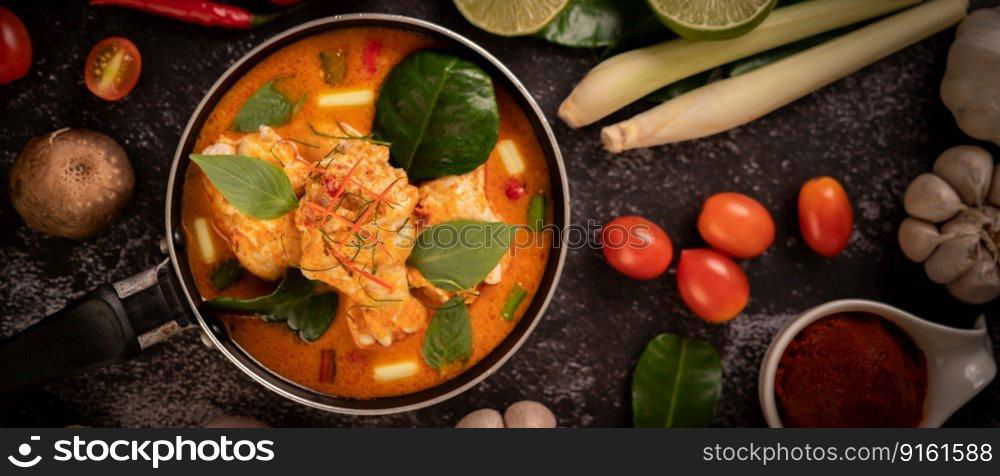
[
  {"left": 697, "top": 192, "right": 775, "bottom": 259},
  {"left": 0, "top": 7, "right": 32, "bottom": 84},
  {"left": 601, "top": 216, "right": 673, "bottom": 280},
  {"left": 677, "top": 249, "right": 749, "bottom": 323},
  {"left": 798, "top": 176, "right": 853, "bottom": 257},
  {"left": 84, "top": 37, "right": 141, "bottom": 101}
]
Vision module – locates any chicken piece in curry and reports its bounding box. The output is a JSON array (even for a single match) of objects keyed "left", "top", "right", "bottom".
[
  {"left": 410, "top": 165, "right": 511, "bottom": 307},
  {"left": 295, "top": 126, "right": 424, "bottom": 347},
  {"left": 181, "top": 28, "right": 552, "bottom": 398},
  {"left": 200, "top": 126, "right": 305, "bottom": 282}
]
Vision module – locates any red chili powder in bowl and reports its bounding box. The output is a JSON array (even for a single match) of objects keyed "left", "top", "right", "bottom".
[{"left": 774, "top": 312, "right": 927, "bottom": 428}]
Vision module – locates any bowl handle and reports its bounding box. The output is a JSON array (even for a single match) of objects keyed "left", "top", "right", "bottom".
[
  {"left": 0, "top": 260, "right": 190, "bottom": 394},
  {"left": 922, "top": 316, "right": 997, "bottom": 427}
]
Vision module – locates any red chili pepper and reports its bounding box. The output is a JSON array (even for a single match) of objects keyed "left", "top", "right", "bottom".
[
  {"left": 345, "top": 349, "right": 367, "bottom": 366},
  {"left": 504, "top": 179, "right": 526, "bottom": 200},
  {"left": 89, "top": 0, "right": 278, "bottom": 29},
  {"left": 362, "top": 40, "right": 382, "bottom": 76},
  {"left": 318, "top": 349, "right": 336, "bottom": 383}
]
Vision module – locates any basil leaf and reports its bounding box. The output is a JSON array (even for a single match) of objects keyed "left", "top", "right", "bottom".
[
  {"left": 210, "top": 268, "right": 314, "bottom": 312},
  {"left": 538, "top": 0, "right": 649, "bottom": 48},
  {"left": 375, "top": 51, "right": 500, "bottom": 182},
  {"left": 422, "top": 298, "right": 473, "bottom": 370},
  {"left": 210, "top": 259, "right": 243, "bottom": 291},
  {"left": 407, "top": 220, "right": 514, "bottom": 292},
  {"left": 233, "top": 81, "right": 297, "bottom": 132},
  {"left": 209, "top": 269, "right": 337, "bottom": 342},
  {"left": 190, "top": 154, "right": 299, "bottom": 220},
  {"left": 279, "top": 293, "right": 339, "bottom": 342},
  {"left": 632, "top": 334, "right": 722, "bottom": 428}
]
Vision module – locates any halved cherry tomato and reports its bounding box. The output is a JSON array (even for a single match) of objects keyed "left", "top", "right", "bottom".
[
  {"left": 798, "top": 176, "right": 853, "bottom": 257},
  {"left": 697, "top": 192, "right": 774, "bottom": 259},
  {"left": 677, "top": 249, "right": 749, "bottom": 323},
  {"left": 602, "top": 216, "right": 673, "bottom": 280},
  {"left": 0, "top": 7, "right": 32, "bottom": 84},
  {"left": 84, "top": 37, "right": 141, "bottom": 101}
]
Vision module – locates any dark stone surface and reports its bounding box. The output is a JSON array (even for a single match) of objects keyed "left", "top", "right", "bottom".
[{"left": 1, "top": 0, "right": 998, "bottom": 428}]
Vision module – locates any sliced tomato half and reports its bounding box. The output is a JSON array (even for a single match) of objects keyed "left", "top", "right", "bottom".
[{"left": 84, "top": 37, "right": 141, "bottom": 101}]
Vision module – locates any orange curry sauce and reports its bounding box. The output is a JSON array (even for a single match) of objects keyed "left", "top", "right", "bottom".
[{"left": 180, "top": 28, "right": 552, "bottom": 398}]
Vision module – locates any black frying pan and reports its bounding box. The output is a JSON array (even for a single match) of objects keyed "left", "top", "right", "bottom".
[{"left": 0, "top": 14, "right": 570, "bottom": 415}]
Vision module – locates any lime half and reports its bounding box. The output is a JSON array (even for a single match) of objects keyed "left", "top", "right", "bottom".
[
  {"left": 454, "top": 0, "right": 571, "bottom": 37},
  {"left": 647, "top": 0, "right": 777, "bottom": 41}
]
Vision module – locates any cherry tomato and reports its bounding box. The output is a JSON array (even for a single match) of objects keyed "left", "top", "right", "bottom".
[
  {"left": 697, "top": 192, "right": 775, "bottom": 259},
  {"left": 798, "top": 176, "right": 853, "bottom": 257},
  {"left": 676, "top": 249, "right": 749, "bottom": 323},
  {"left": 602, "top": 216, "right": 673, "bottom": 280},
  {"left": 84, "top": 37, "right": 141, "bottom": 101},
  {"left": 0, "top": 7, "right": 32, "bottom": 84}
]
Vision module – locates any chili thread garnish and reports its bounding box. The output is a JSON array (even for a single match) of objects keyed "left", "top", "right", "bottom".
[
  {"left": 346, "top": 178, "right": 401, "bottom": 235},
  {"left": 317, "top": 228, "right": 395, "bottom": 292},
  {"left": 305, "top": 201, "right": 354, "bottom": 227},
  {"left": 278, "top": 235, "right": 340, "bottom": 272}
]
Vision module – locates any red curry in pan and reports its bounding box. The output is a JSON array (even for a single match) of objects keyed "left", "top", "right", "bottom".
[{"left": 180, "top": 27, "right": 552, "bottom": 398}]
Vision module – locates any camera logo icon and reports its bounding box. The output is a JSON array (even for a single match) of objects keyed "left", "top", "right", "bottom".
[{"left": 8, "top": 436, "right": 41, "bottom": 468}]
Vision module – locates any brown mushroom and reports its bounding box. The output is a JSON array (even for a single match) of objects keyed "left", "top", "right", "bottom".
[{"left": 9, "top": 128, "right": 134, "bottom": 239}]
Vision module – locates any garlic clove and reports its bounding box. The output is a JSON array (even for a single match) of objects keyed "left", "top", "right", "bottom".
[
  {"left": 456, "top": 409, "right": 505, "bottom": 428},
  {"left": 904, "top": 173, "right": 965, "bottom": 223},
  {"left": 941, "top": 209, "right": 987, "bottom": 236},
  {"left": 933, "top": 146, "right": 993, "bottom": 206},
  {"left": 940, "top": 7, "right": 1000, "bottom": 146},
  {"left": 947, "top": 257, "right": 1000, "bottom": 304},
  {"left": 898, "top": 218, "right": 943, "bottom": 262},
  {"left": 988, "top": 165, "right": 1000, "bottom": 208},
  {"left": 924, "top": 235, "right": 981, "bottom": 284}
]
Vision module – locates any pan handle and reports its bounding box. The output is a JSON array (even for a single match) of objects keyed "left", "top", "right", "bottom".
[{"left": 0, "top": 260, "right": 190, "bottom": 393}]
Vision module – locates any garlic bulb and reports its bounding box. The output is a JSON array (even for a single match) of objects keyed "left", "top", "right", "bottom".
[
  {"left": 941, "top": 7, "right": 1000, "bottom": 145},
  {"left": 899, "top": 146, "right": 1000, "bottom": 304}
]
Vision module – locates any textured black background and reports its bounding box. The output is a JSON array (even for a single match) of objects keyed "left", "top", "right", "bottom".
[{"left": 2, "top": 0, "right": 999, "bottom": 427}]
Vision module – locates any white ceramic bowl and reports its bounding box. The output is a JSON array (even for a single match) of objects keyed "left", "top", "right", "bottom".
[{"left": 759, "top": 299, "right": 996, "bottom": 428}]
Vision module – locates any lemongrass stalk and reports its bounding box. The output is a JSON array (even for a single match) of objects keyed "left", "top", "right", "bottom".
[
  {"left": 558, "top": 0, "right": 920, "bottom": 128},
  {"left": 601, "top": 0, "right": 968, "bottom": 153}
]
